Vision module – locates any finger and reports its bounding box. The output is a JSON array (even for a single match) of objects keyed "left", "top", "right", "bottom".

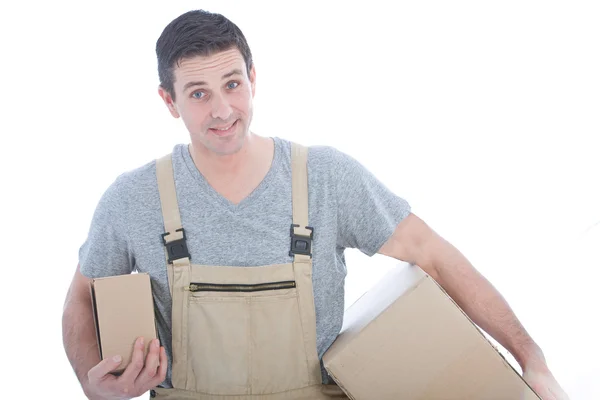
[
  {"left": 137, "top": 339, "right": 161, "bottom": 381},
  {"left": 88, "top": 355, "right": 123, "bottom": 382},
  {"left": 153, "top": 346, "right": 168, "bottom": 384},
  {"left": 140, "top": 346, "right": 168, "bottom": 393},
  {"left": 118, "top": 337, "right": 146, "bottom": 384}
]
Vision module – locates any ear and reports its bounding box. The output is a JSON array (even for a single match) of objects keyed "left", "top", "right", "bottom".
[
  {"left": 249, "top": 65, "right": 256, "bottom": 98},
  {"left": 158, "top": 86, "right": 180, "bottom": 118}
]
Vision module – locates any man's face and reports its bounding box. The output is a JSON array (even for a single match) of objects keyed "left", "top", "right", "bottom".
[{"left": 159, "top": 48, "right": 256, "bottom": 156}]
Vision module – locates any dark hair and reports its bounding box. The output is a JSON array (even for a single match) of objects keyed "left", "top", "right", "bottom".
[{"left": 156, "top": 10, "right": 253, "bottom": 100}]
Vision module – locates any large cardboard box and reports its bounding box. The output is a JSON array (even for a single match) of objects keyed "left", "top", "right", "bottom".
[
  {"left": 323, "top": 264, "right": 541, "bottom": 400},
  {"left": 90, "top": 272, "right": 158, "bottom": 374}
]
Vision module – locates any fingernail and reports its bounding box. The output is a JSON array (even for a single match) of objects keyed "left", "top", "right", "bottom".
[
  {"left": 153, "top": 339, "right": 160, "bottom": 348},
  {"left": 113, "top": 355, "right": 122, "bottom": 362},
  {"left": 139, "top": 337, "right": 145, "bottom": 346}
]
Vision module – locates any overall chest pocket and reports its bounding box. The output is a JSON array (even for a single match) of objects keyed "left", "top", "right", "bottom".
[{"left": 186, "top": 280, "right": 311, "bottom": 395}]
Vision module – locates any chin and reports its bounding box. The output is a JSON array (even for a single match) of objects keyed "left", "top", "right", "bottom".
[{"left": 207, "top": 133, "right": 247, "bottom": 156}]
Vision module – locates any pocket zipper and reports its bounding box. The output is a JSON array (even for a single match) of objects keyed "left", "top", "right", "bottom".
[{"left": 185, "top": 280, "right": 296, "bottom": 293}]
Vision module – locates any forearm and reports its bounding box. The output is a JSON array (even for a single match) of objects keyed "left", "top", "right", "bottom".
[
  {"left": 424, "top": 234, "right": 547, "bottom": 372},
  {"left": 62, "top": 292, "right": 101, "bottom": 394}
]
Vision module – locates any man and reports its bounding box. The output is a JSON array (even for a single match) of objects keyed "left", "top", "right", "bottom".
[{"left": 62, "top": 9, "right": 570, "bottom": 400}]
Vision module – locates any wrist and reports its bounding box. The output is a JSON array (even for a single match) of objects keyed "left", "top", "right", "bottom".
[
  {"left": 82, "top": 380, "right": 99, "bottom": 400},
  {"left": 516, "top": 342, "right": 548, "bottom": 373}
]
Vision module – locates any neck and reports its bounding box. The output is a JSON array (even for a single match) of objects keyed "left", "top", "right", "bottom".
[{"left": 188, "top": 133, "right": 268, "bottom": 179}]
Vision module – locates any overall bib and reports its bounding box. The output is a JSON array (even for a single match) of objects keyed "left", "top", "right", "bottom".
[{"left": 151, "top": 143, "right": 347, "bottom": 399}]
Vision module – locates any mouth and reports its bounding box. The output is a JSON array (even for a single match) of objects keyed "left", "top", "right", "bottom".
[{"left": 209, "top": 120, "right": 238, "bottom": 137}]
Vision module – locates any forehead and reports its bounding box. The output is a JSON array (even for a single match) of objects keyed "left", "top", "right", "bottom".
[{"left": 174, "top": 48, "right": 247, "bottom": 87}]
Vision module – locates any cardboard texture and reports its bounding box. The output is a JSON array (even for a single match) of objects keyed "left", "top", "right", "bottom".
[
  {"left": 323, "top": 264, "right": 541, "bottom": 400},
  {"left": 90, "top": 272, "right": 158, "bottom": 373}
]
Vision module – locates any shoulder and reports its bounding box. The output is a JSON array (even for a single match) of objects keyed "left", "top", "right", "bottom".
[
  {"left": 276, "top": 137, "right": 356, "bottom": 172},
  {"left": 308, "top": 144, "right": 343, "bottom": 163},
  {"left": 275, "top": 138, "right": 373, "bottom": 189},
  {"left": 105, "top": 144, "right": 185, "bottom": 204},
  {"left": 307, "top": 143, "right": 368, "bottom": 178},
  {"left": 111, "top": 159, "right": 157, "bottom": 199}
]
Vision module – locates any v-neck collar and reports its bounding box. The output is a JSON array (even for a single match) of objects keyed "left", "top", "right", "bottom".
[{"left": 179, "top": 137, "right": 281, "bottom": 212}]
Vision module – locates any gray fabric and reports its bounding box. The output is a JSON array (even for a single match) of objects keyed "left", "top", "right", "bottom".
[{"left": 79, "top": 137, "right": 411, "bottom": 387}]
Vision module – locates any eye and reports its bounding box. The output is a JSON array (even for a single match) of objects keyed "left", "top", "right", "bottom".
[
  {"left": 227, "top": 81, "right": 239, "bottom": 90},
  {"left": 191, "top": 91, "right": 205, "bottom": 99}
]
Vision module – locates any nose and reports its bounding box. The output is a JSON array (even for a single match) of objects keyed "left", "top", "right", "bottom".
[{"left": 210, "top": 92, "right": 233, "bottom": 121}]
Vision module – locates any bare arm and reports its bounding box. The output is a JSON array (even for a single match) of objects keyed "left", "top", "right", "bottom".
[
  {"left": 378, "top": 213, "right": 572, "bottom": 398},
  {"left": 62, "top": 264, "right": 101, "bottom": 396},
  {"left": 378, "top": 213, "right": 545, "bottom": 371},
  {"left": 63, "top": 264, "right": 168, "bottom": 400}
]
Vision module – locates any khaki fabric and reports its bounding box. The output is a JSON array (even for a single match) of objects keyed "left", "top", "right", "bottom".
[
  {"left": 153, "top": 143, "right": 347, "bottom": 399},
  {"left": 151, "top": 384, "right": 347, "bottom": 399}
]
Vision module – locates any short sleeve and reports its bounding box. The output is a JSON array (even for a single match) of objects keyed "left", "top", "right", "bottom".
[
  {"left": 333, "top": 149, "right": 411, "bottom": 256},
  {"left": 78, "top": 176, "right": 135, "bottom": 278}
]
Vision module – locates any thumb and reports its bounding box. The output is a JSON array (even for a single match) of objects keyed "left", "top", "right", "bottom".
[{"left": 88, "top": 355, "right": 123, "bottom": 381}]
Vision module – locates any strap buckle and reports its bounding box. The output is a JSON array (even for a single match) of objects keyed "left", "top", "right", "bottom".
[
  {"left": 161, "top": 228, "right": 191, "bottom": 264},
  {"left": 289, "top": 224, "right": 313, "bottom": 258}
]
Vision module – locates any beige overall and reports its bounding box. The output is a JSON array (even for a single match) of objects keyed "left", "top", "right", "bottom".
[{"left": 151, "top": 143, "right": 347, "bottom": 399}]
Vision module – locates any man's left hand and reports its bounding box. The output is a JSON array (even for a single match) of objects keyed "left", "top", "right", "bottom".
[{"left": 523, "top": 366, "right": 570, "bottom": 400}]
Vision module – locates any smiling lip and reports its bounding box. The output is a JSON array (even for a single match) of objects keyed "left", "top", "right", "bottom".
[{"left": 209, "top": 120, "right": 238, "bottom": 136}]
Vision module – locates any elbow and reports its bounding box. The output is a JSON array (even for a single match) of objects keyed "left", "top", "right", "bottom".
[{"left": 411, "top": 232, "right": 444, "bottom": 283}]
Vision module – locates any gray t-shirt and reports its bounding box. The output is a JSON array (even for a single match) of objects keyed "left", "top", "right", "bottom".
[{"left": 79, "top": 137, "right": 411, "bottom": 386}]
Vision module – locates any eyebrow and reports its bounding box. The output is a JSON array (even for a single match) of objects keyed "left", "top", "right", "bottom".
[{"left": 182, "top": 69, "right": 244, "bottom": 92}]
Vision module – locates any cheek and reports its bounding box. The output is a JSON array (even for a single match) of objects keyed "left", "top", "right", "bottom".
[
  {"left": 181, "top": 102, "right": 211, "bottom": 128},
  {"left": 232, "top": 90, "right": 253, "bottom": 113}
]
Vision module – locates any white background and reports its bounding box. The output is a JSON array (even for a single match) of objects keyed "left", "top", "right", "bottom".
[{"left": 0, "top": 1, "right": 598, "bottom": 399}]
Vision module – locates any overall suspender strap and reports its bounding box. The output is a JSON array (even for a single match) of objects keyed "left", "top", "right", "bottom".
[
  {"left": 290, "top": 142, "right": 322, "bottom": 385},
  {"left": 156, "top": 154, "right": 191, "bottom": 266},
  {"left": 155, "top": 152, "right": 191, "bottom": 389},
  {"left": 290, "top": 143, "right": 313, "bottom": 262}
]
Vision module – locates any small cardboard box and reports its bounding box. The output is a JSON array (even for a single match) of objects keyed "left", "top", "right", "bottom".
[
  {"left": 90, "top": 272, "right": 158, "bottom": 373},
  {"left": 323, "top": 264, "right": 541, "bottom": 400}
]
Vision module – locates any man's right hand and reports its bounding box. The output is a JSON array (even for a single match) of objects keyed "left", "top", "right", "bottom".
[{"left": 85, "top": 337, "right": 167, "bottom": 400}]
